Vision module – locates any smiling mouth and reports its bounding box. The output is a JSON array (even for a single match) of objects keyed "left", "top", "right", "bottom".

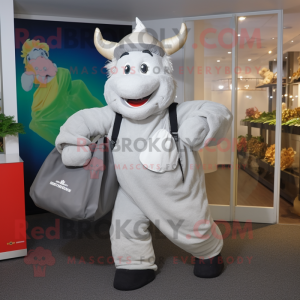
[{"left": 123, "top": 93, "right": 153, "bottom": 108}]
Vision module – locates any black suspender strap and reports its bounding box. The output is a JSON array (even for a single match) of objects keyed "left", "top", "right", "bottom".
[
  {"left": 169, "top": 102, "right": 179, "bottom": 142},
  {"left": 111, "top": 113, "right": 123, "bottom": 150},
  {"left": 168, "top": 103, "right": 184, "bottom": 183}
]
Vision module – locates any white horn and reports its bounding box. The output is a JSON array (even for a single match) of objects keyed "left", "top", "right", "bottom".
[
  {"left": 161, "top": 23, "right": 188, "bottom": 55},
  {"left": 134, "top": 17, "right": 146, "bottom": 33},
  {"left": 94, "top": 28, "right": 118, "bottom": 60}
]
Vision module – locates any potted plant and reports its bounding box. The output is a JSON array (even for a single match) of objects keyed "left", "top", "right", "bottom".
[{"left": 0, "top": 113, "right": 25, "bottom": 152}]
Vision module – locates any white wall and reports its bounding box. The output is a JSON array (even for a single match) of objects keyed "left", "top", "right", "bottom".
[
  {"left": 142, "top": 18, "right": 185, "bottom": 103},
  {"left": 0, "top": 69, "right": 2, "bottom": 112},
  {"left": 184, "top": 21, "right": 194, "bottom": 102},
  {"left": 0, "top": 0, "right": 19, "bottom": 155}
]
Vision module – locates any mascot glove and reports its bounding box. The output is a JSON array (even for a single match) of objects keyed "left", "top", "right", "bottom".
[
  {"left": 62, "top": 145, "right": 92, "bottom": 167},
  {"left": 178, "top": 116, "right": 210, "bottom": 151}
]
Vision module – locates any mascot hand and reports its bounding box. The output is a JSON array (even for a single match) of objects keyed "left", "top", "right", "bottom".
[
  {"left": 62, "top": 145, "right": 92, "bottom": 167},
  {"left": 178, "top": 116, "right": 209, "bottom": 150}
]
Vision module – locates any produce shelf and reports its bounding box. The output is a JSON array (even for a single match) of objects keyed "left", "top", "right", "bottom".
[
  {"left": 240, "top": 121, "right": 300, "bottom": 135},
  {"left": 238, "top": 152, "right": 298, "bottom": 204}
]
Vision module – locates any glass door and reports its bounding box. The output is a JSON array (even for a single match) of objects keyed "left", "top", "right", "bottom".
[
  {"left": 184, "top": 16, "right": 234, "bottom": 221},
  {"left": 184, "top": 11, "right": 283, "bottom": 223},
  {"left": 235, "top": 12, "right": 282, "bottom": 223}
]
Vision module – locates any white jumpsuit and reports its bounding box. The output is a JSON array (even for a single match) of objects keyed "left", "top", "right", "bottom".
[{"left": 56, "top": 100, "right": 232, "bottom": 271}]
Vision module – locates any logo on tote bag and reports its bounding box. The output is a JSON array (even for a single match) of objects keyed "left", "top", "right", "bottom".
[{"left": 49, "top": 179, "right": 71, "bottom": 192}]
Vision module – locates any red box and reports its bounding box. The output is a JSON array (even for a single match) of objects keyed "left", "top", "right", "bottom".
[{"left": 0, "top": 155, "right": 27, "bottom": 260}]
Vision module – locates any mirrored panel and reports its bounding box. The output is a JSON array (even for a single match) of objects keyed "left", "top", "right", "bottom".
[
  {"left": 184, "top": 18, "right": 233, "bottom": 205},
  {"left": 236, "top": 14, "right": 279, "bottom": 208}
]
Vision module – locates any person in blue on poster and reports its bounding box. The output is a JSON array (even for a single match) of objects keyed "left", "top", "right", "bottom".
[{"left": 21, "top": 39, "right": 103, "bottom": 145}]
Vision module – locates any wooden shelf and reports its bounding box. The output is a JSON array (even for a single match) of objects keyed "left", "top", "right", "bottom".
[
  {"left": 255, "top": 78, "right": 286, "bottom": 88},
  {"left": 240, "top": 120, "right": 300, "bottom": 135},
  {"left": 290, "top": 78, "right": 300, "bottom": 85},
  {"left": 255, "top": 83, "right": 277, "bottom": 88},
  {"left": 238, "top": 152, "right": 298, "bottom": 204}
]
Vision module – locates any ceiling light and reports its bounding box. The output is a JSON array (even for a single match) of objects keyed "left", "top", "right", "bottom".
[
  {"left": 248, "top": 59, "right": 251, "bottom": 61},
  {"left": 290, "top": 95, "right": 293, "bottom": 98},
  {"left": 268, "top": 51, "right": 272, "bottom": 54},
  {"left": 270, "top": 96, "right": 273, "bottom": 99},
  {"left": 239, "top": 17, "right": 246, "bottom": 21},
  {"left": 289, "top": 76, "right": 291, "bottom": 79},
  {"left": 285, "top": 57, "right": 287, "bottom": 59},
  {"left": 284, "top": 94, "right": 288, "bottom": 97},
  {"left": 240, "top": 76, "right": 243, "bottom": 79},
  {"left": 238, "top": 34, "right": 241, "bottom": 37},
  {"left": 274, "top": 59, "right": 276, "bottom": 61},
  {"left": 272, "top": 37, "right": 275, "bottom": 39},
  {"left": 217, "top": 60, "right": 220, "bottom": 62},
  {"left": 292, "top": 98, "right": 294, "bottom": 101},
  {"left": 228, "top": 52, "right": 231, "bottom": 54},
  {"left": 291, "top": 40, "right": 294, "bottom": 43},
  {"left": 218, "top": 85, "right": 224, "bottom": 90}
]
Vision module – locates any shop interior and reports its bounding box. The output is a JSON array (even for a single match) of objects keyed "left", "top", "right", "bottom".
[
  {"left": 1, "top": 6, "right": 300, "bottom": 225},
  {"left": 184, "top": 13, "right": 300, "bottom": 225}
]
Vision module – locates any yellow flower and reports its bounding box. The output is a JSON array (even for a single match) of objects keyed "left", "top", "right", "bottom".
[{"left": 265, "top": 145, "right": 296, "bottom": 170}]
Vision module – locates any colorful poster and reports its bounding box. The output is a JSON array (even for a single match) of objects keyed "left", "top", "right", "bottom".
[{"left": 14, "top": 18, "right": 131, "bottom": 214}]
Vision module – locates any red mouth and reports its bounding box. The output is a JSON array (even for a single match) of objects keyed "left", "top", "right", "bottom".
[{"left": 125, "top": 94, "right": 152, "bottom": 107}]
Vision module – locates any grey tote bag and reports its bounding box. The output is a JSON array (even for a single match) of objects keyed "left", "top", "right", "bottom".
[
  {"left": 30, "top": 113, "right": 123, "bottom": 221},
  {"left": 30, "top": 136, "right": 119, "bottom": 221}
]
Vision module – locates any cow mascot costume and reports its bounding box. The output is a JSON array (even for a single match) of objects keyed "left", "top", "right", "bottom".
[{"left": 56, "top": 18, "right": 233, "bottom": 290}]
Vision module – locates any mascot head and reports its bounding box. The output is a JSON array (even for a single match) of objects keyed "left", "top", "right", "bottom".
[
  {"left": 21, "top": 39, "right": 50, "bottom": 65},
  {"left": 94, "top": 18, "right": 188, "bottom": 120}
]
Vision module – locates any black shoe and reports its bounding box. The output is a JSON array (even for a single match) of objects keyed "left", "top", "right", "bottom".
[
  {"left": 113, "top": 269, "right": 155, "bottom": 291},
  {"left": 194, "top": 254, "right": 224, "bottom": 278}
]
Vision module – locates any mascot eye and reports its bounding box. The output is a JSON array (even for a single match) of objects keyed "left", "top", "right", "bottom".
[
  {"left": 124, "top": 65, "right": 131, "bottom": 74},
  {"left": 140, "top": 63, "right": 148, "bottom": 74}
]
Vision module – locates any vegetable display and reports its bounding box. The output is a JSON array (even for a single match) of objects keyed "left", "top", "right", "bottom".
[{"left": 242, "top": 107, "right": 300, "bottom": 126}]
